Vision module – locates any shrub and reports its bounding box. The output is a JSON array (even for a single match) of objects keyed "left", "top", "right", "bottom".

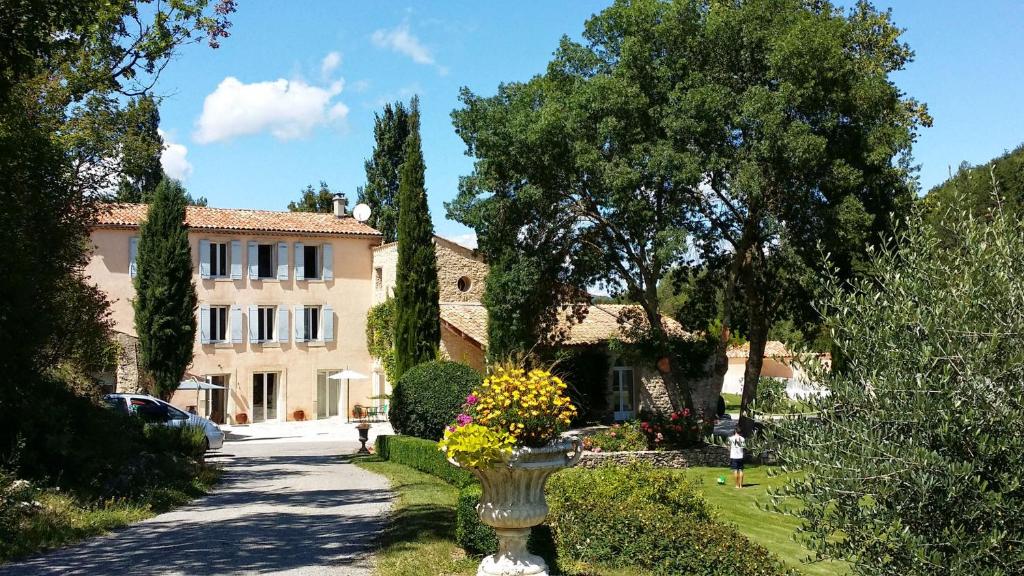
[
  {"left": 143, "top": 424, "right": 208, "bottom": 461},
  {"left": 546, "top": 463, "right": 789, "bottom": 576},
  {"left": 638, "top": 408, "right": 711, "bottom": 449},
  {"left": 389, "top": 360, "right": 481, "bottom": 440},
  {"left": 374, "top": 435, "right": 475, "bottom": 488},
  {"left": 580, "top": 421, "right": 647, "bottom": 452},
  {"left": 754, "top": 377, "right": 788, "bottom": 414}
]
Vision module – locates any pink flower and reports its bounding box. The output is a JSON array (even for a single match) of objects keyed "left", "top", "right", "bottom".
[
  {"left": 670, "top": 412, "right": 679, "bottom": 421},
  {"left": 466, "top": 394, "right": 479, "bottom": 405},
  {"left": 456, "top": 413, "right": 473, "bottom": 427},
  {"left": 447, "top": 426, "right": 456, "bottom": 433},
  {"left": 656, "top": 432, "right": 664, "bottom": 441},
  {"left": 593, "top": 446, "right": 603, "bottom": 453},
  {"left": 609, "top": 431, "right": 617, "bottom": 437},
  {"left": 682, "top": 408, "right": 691, "bottom": 417}
]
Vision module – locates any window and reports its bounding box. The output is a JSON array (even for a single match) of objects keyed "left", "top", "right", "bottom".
[
  {"left": 257, "top": 244, "right": 275, "bottom": 278},
  {"left": 374, "top": 267, "right": 383, "bottom": 290},
  {"left": 457, "top": 276, "right": 472, "bottom": 292},
  {"left": 209, "top": 242, "right": 228, "bottom": 277},
  {"left": 611, "top": 362, "right": 636, "bottom": 421},
  {"left": 252, "top": 372, "right": 278, "bottom": 422},
  {"left": 303, "top": 306, "right": 321, "bottom": 341},
  {"left": 208, "top": 306, "right": 228, "bottom": 342},
  {"left": 304, "top": 245, "right": 320, "bottom": 279},
  {"left": 255, "top": 306, "right": 276, "bottom": 342}
]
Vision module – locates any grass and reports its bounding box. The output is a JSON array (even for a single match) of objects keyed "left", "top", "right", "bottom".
[
  {"left": 723, "top": 392, "right": 743, "bottom": 412},
  {"left": 679, "top": 466, "right": 848, "bottom": 576}
]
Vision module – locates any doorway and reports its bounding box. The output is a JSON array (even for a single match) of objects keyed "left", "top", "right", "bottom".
[
  {"left": 252, "top": 372, "right": 278, "bottom": 422},
  {"left": 611, "top": 362, "right": 636, "bottom": 421},
  {"left": 207, "top": 375, "right": 227, "bottom": 424},
  {"left": 316, "top": 369, "right": 341, "bottom": 419}
]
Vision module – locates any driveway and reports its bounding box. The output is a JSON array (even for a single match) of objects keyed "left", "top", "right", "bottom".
[{"left": 1, "top": 439, "right": 393, "bottom": 576}]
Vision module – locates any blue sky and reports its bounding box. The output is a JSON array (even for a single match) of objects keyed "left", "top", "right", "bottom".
[{"left": 154, "top": 1, "right": 1024, "bottom": 245}]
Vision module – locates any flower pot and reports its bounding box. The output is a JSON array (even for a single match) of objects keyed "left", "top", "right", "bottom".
[
  {"left": 293, "top": 409, "right": 305, "bottom": 421},
  {"left": 235, "top": 413, "right": 248, "bottom": 425},
  {"left": 459, "top": 438, "right": 582, "bottom": 576}
]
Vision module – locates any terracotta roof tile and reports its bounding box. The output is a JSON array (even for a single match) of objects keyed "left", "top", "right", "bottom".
[
  {"left": 727, "top": 341, "right": 793, "bottom": 358},
  {"left": 94, "top": 203, "right": 382, "bottom": 237}
]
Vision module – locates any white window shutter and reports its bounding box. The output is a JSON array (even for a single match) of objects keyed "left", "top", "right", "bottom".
[
  {"left": 248, "top": 305, "right": 259, "bottom": 343},
  {"left": 129, "top": 237, "right": 139, "bottom": 278},
  {"left": 247, "top": 241, "right": 258, "bottom": 279},
  {"left": 199, "top": 305, "right": 210, "bottom": 344},
  {"left": 198, "top": 239, "right": 210, "bottom": 279},
  {"left": 277, "top": 242, "right": 289, "bottom": 280},
  {"left": 322, "top": 244, "right": 333, "bottom": 280},
  {"left": 230, "top": 305, "right": 243, "bottom": 343},
  {"left": 294, "top": 242, "right": 305, "bottom": 280},
  {"left": 323, "top": 304, "right": 334, "bottom": 342},
  {"left": 277, "top": 307, "right": 289, "bottom": 342},
  {"left": 294, "top": 305, "right": 305, "bottom": 342},
  {"left": 230, "top": 240, "right": 242, "bottom": 279}
]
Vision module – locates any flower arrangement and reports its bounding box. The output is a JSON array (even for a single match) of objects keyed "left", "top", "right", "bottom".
[{"left": 438, "top": 366, "right": 578, "bottom": 467}]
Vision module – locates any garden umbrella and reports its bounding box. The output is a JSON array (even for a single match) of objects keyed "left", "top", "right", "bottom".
[
  {"left": 177, "top": 376, "right": 225, "bottom": 415},
  {"left": 328, "top": 369, "right": 368, "bottom": 422}
]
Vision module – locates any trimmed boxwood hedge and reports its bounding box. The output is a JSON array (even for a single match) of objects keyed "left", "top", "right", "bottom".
[
  {"left": 388, "top": 360, "right": 482, "bottom": 440},
  {"left": 374, "top": 434, "right": 474, "bottom": 488}
]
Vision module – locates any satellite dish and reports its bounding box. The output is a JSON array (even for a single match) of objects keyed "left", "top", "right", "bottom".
[{"left": 352, "top": 203, "right": 372, "bottom": 222}]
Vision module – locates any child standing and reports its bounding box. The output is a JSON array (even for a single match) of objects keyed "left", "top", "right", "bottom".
[{"left": 729, "top": 427, "right": 745, "bottom": 489}]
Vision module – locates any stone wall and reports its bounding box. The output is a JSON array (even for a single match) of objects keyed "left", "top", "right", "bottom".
[
  {"left": 440, "top": 324, "right": 486, "bottom": 372},
  {"left": 113, "top": 331, "right": 146, "bottom": 393},
  {"left": 434, "top": 238, "right": 487, "bottom": 303},
  {"left": 577, "top": 445, "right": 730, "bottom": 469}
]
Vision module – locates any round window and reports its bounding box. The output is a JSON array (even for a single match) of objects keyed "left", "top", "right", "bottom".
[{"left": 457, "top": 276, "right": 472, "bottom": 293}]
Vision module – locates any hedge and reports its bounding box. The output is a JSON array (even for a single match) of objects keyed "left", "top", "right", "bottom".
[
  {"left": 388, "top": 360, "right": 482, "bottom": 440},
  {"left": 375, "top": 434, "right": 475, "bottom": 488}
]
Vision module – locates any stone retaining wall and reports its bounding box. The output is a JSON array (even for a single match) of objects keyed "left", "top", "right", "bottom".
[{"left": 578, "top": 445, "right": 730, "bottom": 469}]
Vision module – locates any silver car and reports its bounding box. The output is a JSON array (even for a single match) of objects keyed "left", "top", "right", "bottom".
[{"left": 104, "top": 393, "right": 225, "bottom": 451}]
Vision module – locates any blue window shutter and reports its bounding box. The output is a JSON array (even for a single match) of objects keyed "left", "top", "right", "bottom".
[
  {"left": 247, "top": 241, "right": 258, "bottom": 279},
  {"left": 198, "top": 239, "right": 210, "bottom": 279},
  {"left": 248, "top": 305, "right": 259, "bottom": 343},
  {"left": 294, "top": 305, "right": 305, "bottom": 342},
  {"left": 230, "top": 305, "right": 243, "bottom": 343},
  {"left": 294, "top": 242, "right": 305, "bottom": 280},
  {"left": 322, "top": 244, "right": 333, "bottom": 280},
  {"left": 323, "top": 304, "right": 334, "bottom": 342},
  {"left": 230, "top": 240, "right": 242, "bottom": 279},
  {"left": 199, "top": 305, "right": 210, "bottom": 344},
  {"left": 277, "top": 242, "right": 289, "bottom": 280},
  {"left": 129, "top": 237, "right": 139, "bottom": 278},
  {"left": 277, "top": 306, "right": 289, "bottom": 342}
]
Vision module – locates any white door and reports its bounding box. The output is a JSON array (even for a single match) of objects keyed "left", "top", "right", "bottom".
[
  {"left": 612, "top": 366, "right": 635, "bottom": 421},
  {"left": 252, "top": 372, "right": 278, "bottom": 422}
]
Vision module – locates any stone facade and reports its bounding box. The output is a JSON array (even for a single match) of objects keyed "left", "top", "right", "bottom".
[
  {"left": 371, "top": 236, "right": 488, "bottom": 305},
  {"left": 577, "top": 445, "right": 730, "bottom": 469},
  {"left": 113, "top": 331, "right": 146, "bottom": 393},
  {"left": 440, "top": 324, "right": 486, "bottom": 373}
]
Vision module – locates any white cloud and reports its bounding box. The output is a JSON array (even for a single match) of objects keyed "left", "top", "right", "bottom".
[
  {"left": 159, "top": 129, "right": 193, "bottom": 180},
  {"left": 443, "top": 233, "right": 478, "bottom": 250},
  {"left": 371, "top": 23, "right": 446, "bottom": 74},
  {"left": 321, "top": 51, "right": 342, "bottom": 78},
  {"left": 194, "top": 76, "right": 349, "bottom": 143}
]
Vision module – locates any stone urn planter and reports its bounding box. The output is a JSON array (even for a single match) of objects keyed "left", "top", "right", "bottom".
[{"left": 454, "top": 438, "right": 582, "bottom": 576}]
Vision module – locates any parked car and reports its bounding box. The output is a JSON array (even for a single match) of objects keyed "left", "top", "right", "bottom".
[{"left": 104, "top": 393, "right": 225, "bottom": 451}]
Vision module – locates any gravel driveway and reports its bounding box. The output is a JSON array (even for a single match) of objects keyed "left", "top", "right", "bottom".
[{"left": 1, "top": 440, "right": 392, "bottom": 576}]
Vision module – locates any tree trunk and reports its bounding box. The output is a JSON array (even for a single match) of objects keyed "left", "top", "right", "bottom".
[
  {"left": 704, "top": 232, "right": 754, "bottom": 418},
  {"left": 738, "top": 245, "right": 769, "bottom": 436}
]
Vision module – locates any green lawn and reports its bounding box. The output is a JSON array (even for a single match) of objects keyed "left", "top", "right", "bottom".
[{"left": 679, "top": 466, "right": 848, "bottom": 576}]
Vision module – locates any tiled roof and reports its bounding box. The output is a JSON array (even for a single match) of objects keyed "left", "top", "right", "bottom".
[
  {"left": 727, "top": 341, "right": 793, "bottom": 359},
  {"left": 94, "top": 203, "right": 382, "bottom": 237},
  {"left": 439, "top": 303, "right": 688, "bottom": 348}
]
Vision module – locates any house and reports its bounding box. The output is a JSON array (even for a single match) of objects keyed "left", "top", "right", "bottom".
[
  {"left": 723, "top": 341, "right": 827, "bottom": 400},
  {"left": 86, "top": 197, "right": 382, "bottom": 423}
]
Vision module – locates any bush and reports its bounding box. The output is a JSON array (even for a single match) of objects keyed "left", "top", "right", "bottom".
[
  {"left": 638, "top": 408, "right": 712, "bottom": 449},
  {"left": 374, "top": 435, "right": 475, "bottom": 488},
  {"left": 580, "top": 421, "right": 648, "bottom": 452},
  {"left": 389, "top": 360, "right": 482, "bottom": 440},
  {"left": 546, "top": 463, "right": 789, "bottom": 576},
  {"left": 754, "top": 377, "right": 787, "bottom": 414},
  {"left": 143, "top": 424, "right": 208, "bottom": 461}
]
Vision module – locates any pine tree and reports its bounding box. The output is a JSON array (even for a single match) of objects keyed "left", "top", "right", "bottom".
[
  {"left": 115, "top": 95, "right": 166, "bottom": 203},
  {"left": 393, "top": 97, "right": 439, "bottom": 378},
  {"left": 356, "top": 101, "right": 411, "bottom": 242},
  {"left": 134, "top": 178, "right": 198, "bottom": 400},
  {"left": 288, "top": 181, "right": 335, "bottom": 213}
]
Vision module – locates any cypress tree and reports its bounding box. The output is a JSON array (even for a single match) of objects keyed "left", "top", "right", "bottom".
[
  {"left": 134, "top": 178, "right": 198, "bottom": 400},
  {"left": 356, "top": 101, "right": 411, "bottom": 243},
  {"left": 393, "top": 97, "right": 439, "bottom": 378}
]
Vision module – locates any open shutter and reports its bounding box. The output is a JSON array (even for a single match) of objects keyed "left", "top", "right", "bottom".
[
  {"left": 277, "top": 307, "right": 289, "bottom": 342},
  {"left": 247, "top": 241, "right": 258, "bottom": 279},
  {"left": 277, "top": 242, "right": 289, "bottom": 280},
  {"left": 198, "top": 239, "right": 210, "bottom": 279},
  {"left": 248, "top": 305, "right": 259, "bottom": 343},
  {"left": 230, "top": 240, "right": 242, "bottom": 279},
  {"left": 322, "top": 244, "right": 333, "bottom": 280},
  {"left": 294, "top": 305, "right": 305, "bottom": 342},
  {"left": 129, "top": 237, "right": 139, "bottom": 278},
  {"left": 199, "top": 305, "right": 210, "bottom": 344},
  {"left": 294, "top": 242, "right": 305, "bottom": 280},
  {"left": 230, "top": 305, "right": 243, "bottom": 343},
  {"left": 323, "top": 304, "right": 334, "bottom": 342}
]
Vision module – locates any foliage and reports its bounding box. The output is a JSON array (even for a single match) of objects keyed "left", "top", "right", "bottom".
[
  {"left": 366, "top": 298, "right": 397, "bottom": 385},
  {"left": 287, "top": 180, "right": 335, "bottom": 213},
  {"left": 393, "top": 97, "right": 440, "bottom": 378},
  {"left": 374, "top": 435, "right": 475, "bottom": 488},
  {"left": 639, "top": 408, "right": 712, "bottom": 449},
  {"left": 113, "top": 95, "right": 165, "bottom": 203},
  {"left": 581, "top": 422, "right": 648, "bottom": 453},
  {"left": 134, "top": 178, "right": 198, "bottom": 399},
  {"left": 923, "top": 143, "right": 1024, "bottom": 232},
  {"left": 388, "top": 361, "right": 482, "bottom": 441},
  {"left": 439, "top": 366, "right": 578, "bottom": 467},
  {"left": 357, "top": 101, "right": 412, "bottom": 243},
  {"left": 551, "top": 347, "right": 609, "bottom": 424},
  {"left": 143, "top": 424, "right": 208, "bottom": 462},
  {"left": 754, "top": 377, "right": 788, "bottom": 414},
  {"left": 765, "top": 205, "right": 1024, "bottom": 575}
]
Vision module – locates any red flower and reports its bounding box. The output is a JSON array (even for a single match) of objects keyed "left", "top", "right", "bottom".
[{"left": 682, "top": 408, "right": 691, "bottom": 417}]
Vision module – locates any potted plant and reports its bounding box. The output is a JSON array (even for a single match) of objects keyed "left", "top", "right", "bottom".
[
  {"left": 293, "top": 409, "right": 305, "bottom": 421},
  {"left": 439, "top": 366, "right": 581, "bottom": 576},
  {"left": 235, "top": 412, "right": 248, "bottom": 425}
]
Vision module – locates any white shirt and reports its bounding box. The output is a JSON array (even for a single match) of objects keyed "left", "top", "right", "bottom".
[{"left": 729, "top": 433, "right": 745, "bottom": 459}]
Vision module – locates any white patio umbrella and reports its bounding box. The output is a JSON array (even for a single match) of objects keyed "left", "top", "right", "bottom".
[
  {"left": 328, "top": 369, "right": 368, "bottom": 422},
  {"left": 177, "top": 376, "right": 225, "bottom": 415}
]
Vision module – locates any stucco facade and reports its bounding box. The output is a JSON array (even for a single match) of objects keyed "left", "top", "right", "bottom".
[{"left": 86, "top": 205, "right": 381, "bottom": 424}]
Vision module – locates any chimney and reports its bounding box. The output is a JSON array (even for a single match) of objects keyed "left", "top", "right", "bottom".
[{"left": 332, "top": 192, "right": 348, "bottom": 218}]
